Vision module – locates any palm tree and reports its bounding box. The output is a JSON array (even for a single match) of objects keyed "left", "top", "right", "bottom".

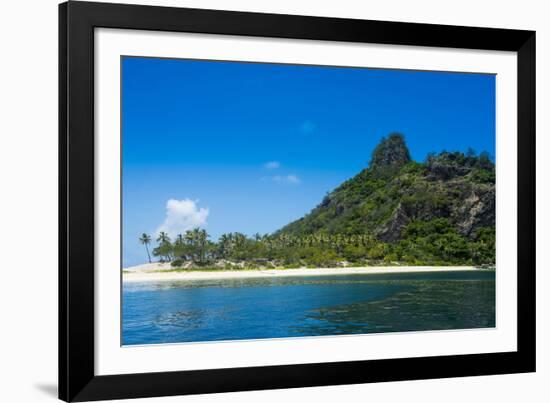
[
  {"left": 193, "top": 228, "right": 208, "bottom": 264},
  {"left": 138, "top": 233, "right": 152, "bottom": 263},
  {"left": 173, "top": 234, "right": 186, "bottom": 260},
  {"left": 184, "top": 228, "right": 209, "bottom": 263},
  {"left": 218, "top": 233, "right": 232, "bottom": 259},
  {"left": 157, "top": 231, "right": 170, "bottom": 244},
  {"left": 156, "top": 231, "right": 172, "bottom": 262},
  {"left": 198, "top": 229, "right": 209, "bottom": 263}
]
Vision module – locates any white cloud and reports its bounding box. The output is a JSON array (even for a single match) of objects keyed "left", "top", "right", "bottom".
[
  {"left": 286, "top": 174, "right": 301, "bottom": 184},
  {"left": 269, "top": 174, "right": 301, "bottom": 185},
  {"left": 264, "top": 161, "right": 281, "bottom": 170},
  {"left": 300, "top": 120, "right": 316, "bottom": 134},
  {"left": 156, "top": 199, "right": 209, "bottom": 239}
]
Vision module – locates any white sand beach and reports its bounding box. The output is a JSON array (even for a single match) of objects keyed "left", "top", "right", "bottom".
[{"left": 122, "top": 263, "right": 481, "bottom": 283}]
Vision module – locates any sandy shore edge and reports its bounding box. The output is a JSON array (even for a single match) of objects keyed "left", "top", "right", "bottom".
[{"left": 122, "top": 265, "right": 481, "bottom": 283}]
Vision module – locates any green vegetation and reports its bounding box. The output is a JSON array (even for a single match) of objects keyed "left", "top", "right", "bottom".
[
  {"left": 139, "top": 220, "right": 494, "bottom": 269},
  {"left": 138, "top": 233, "right": 152, "bottom": 263},
  {"left": 137, "top": 134, "right": 495, "bottom": 269}
]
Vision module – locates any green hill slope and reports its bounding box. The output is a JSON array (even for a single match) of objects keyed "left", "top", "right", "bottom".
[{"left": 277, "top": 133, "right": 495, "bottom": 265}]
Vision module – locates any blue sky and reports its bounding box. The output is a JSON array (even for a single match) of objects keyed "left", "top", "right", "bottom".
[{"left": 122, "top": 56, "right": 495, "bottom": 267}]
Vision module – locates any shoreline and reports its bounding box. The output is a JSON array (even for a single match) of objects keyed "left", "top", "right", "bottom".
[{"left": 122, "top": 265, "right": 483, "bottom": 283}]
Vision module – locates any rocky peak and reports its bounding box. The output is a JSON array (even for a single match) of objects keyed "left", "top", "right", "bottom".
[{"left": 369, "top": 133, "right": 411, "bottom": 173}]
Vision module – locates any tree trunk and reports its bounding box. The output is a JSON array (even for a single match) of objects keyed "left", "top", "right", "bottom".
[{"left": 145, "top": 244, "right": 151, "bottom": 263}]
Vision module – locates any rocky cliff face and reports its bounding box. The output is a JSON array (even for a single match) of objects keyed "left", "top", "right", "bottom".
[
  {"left": 278, "top": 134, "right": 495, "bottom": 244},
  {"left": 369, "top": 133, "right": 411, "bottom": 172}
]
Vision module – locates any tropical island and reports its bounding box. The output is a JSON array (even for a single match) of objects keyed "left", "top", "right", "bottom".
[{"left": 124, "top": 134, "right": 495, "bottom": 280}]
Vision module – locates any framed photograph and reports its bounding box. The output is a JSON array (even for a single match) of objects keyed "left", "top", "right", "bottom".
[{"left": 59, "top": 1, "right": 535, "bottom": 401}]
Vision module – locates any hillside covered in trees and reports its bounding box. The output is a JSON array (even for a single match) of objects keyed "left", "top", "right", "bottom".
[
  {"left": 138, "top": 133, "right": 495, "bottom": 269},
  {"left": 277, "top": 133, "right": 495, "bottom": 265}
]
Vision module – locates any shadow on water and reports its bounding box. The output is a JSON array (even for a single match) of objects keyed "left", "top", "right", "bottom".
[{"left": 293, "top": 280, "right": 495, "bottom": 336}]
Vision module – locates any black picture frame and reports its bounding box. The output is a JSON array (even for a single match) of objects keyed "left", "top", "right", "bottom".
[{"left": 59, "top": 1, "right": 536, "bottom": 401}]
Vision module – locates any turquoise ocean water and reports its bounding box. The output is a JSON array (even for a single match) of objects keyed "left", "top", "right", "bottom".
[{"left": 122, "top": 270, "right": 495, "bottom": 345}]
